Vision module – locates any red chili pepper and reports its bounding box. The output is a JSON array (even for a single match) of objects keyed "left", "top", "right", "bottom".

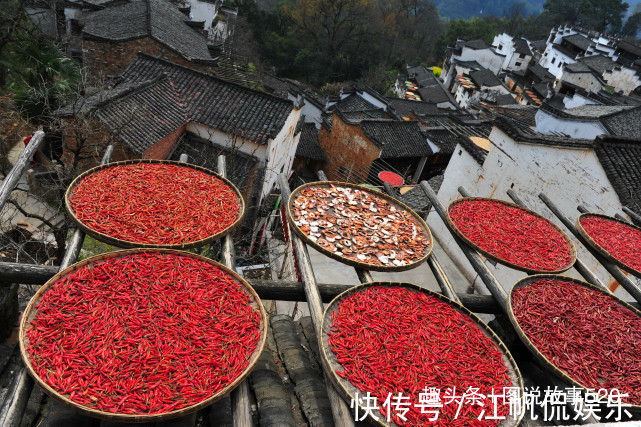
[
  {"left": 328, "top": 286, "right": 512, "bottom": 426},
  {"left": 579, "top": 215, "right": 641, "bottom": 272},
  {"left": 69, "top": 163, "right": 241, "bottom": 245},
  {"left": 449, "top": 199, "right": 572, "bottom": 271},
  {"left": 512, "top": 278, "right": 641, "bottom": 404},
  {"left": 25, "top": 252, "right": 262, "bottom": 415}
]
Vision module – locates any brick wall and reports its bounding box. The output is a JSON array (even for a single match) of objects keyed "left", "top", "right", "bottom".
[
  {"left": 143, "top": 124, "right": 186, "bottom": 159},
  {"left": 83, "top": 37, "right": 215, "bottom": 84},
  {"left": 317, "top": 114, "right": 380, "bottom": 182}
]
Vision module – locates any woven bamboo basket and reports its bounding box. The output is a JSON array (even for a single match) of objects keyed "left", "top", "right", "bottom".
[
  {"left": 19, "top": 248, "right": 267, "bottom": 423},
  {"left": 576, "top": 213, "right": 641, "bottom": 278},
  {"left": 320, "top": 282, "right": 525, "bottom": 427},
  {"left": 446, "top": 197, "right": 577, "bottom": 274},
  {"left": 507, "top": 274, "right": 641, "bottom": 413},
  {"left": 65, "top": 159, "right": 245, "bottom": 250},
  {"left": 286, "top": 182, "right": 433, "bottom": 272}
]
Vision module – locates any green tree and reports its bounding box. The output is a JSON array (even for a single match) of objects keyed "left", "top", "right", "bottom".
[{"left": 543, "top": 0, "right": 628, "bottom": 32}]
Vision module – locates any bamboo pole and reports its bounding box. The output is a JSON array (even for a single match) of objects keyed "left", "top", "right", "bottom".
[
  {"left": 539, "top": 193, "right": 641, "bottom": 302},
  {"left": 277, "top": 173, "right": 355, "bottom": 427},
  {"left": 0, "top": 131, "right": 45, "bottom": 211},
  {"left": 623, "top": 206, "right": 641, "bottom": 224}
]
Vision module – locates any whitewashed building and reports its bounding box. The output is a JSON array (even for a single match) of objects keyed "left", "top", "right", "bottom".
[
  {"left": 442, "top": 39, "right": 504, "bottom": 84},
  {"left": 427, "top": 117, "right": 641, "bottom": 300},
  {"left": 492, "top": 33, "right": 533, "bottom": 73}
]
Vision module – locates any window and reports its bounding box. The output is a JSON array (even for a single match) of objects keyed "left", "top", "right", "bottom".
[
  {"left": 519, "top": 53, "right": 526, "bottom": 58},
  {"left": 498, "top": 44, "right": 504, "bottom": 50},
  {"left": 70, "top": 19, "right": 82, "bottom": 35},
  {"left": 551, "top": 57, "right": 556, "bottom": 64},
  {"left": 515, "top": 62, "right": 522, "bottom": 67}
]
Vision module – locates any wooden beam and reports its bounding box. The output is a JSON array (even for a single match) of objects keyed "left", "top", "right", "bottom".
[
  {"left": 540, "top": 193, "right": 641, "bottom": 302},
  {"left": 422, "top": 182, "right": 509, "bottom": 310},
  {"left": 277, "top": 173, "right": 355, "bottom": 427},
  {"left": 0, "top": 131, "right": 45, "bottom": 211}
]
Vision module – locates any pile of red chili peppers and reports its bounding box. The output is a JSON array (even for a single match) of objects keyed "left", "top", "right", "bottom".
[
  {"left": 69, "top": 163, "right": 240, "bottom": 245},
  {"left": 512, "top": 278, "right": 641, "bottom": 404},
  {"left": 328, "top": 286, "right": 512, "bottom": 426},
  {"left": 25, "top": 252, "right": 262, "bottom": 414},
  {"left": 579, "top": 215, "right": 641, "bottom": 273},
  {"left": 448, "top": 199, "right": 572, "bottom": 271}
]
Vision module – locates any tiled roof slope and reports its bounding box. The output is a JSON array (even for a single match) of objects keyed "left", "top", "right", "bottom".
[
  {"left": 82, "top": 0, "right": 214, "bottom": 63},
  {"left": 295, "top": 123, "right": 325, "bottom": 161},
  {"left": 600, "top": 106, "right": 641, "bottom": 137},
  {"left": 422, "top": 128, "right": 458, "bottom": 155},
  {"left": 386, "top": 98, "right": 449, "bottom": 117},
  {"left": 333, "top": 94, "right": 379, "bottom": 113},
  {"left": 563, "top": 34, "right": 593, "bottom": 51},
  {"left": 594, "top": 136, "right": 641, "bottom": 214},
  {"left": 360, "top": 120, "right": 431, "bottom": 158},
  {"left": 513, "top": 38, "right": 532, "bottom": 56},
  {"left": 93, "top": 76, "right": 188, "bottom": 154},
  {"left": 117, "top": 54, "right": 294, "bottom": 145}
]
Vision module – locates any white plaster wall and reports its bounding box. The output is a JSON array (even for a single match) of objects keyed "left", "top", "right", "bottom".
[
  {"left": 358, "top": 90, "right": 388, "bottom": 110},
  {"left": 186, "top": 0, "right": 218, "bottom": 31},
  {"left": 534, "top": 110, "right": 607, "bottom": 138},
  {"left": 186, "top": 123, "right": 267, "bottom": 162},
  {"left": 288, "top": 94, "right": 323, "bottom": 129},
  {"left": 263, "top": 108, "right": 302, "bottom": 201},
  {"left": 539, "top": 46, "right": 575, "bottom": 80},
  {"left": 428, "top": 127, "right": 636, "bottom": 301},
  {"left": 456, "top": 47, "right": 503, "bottom": 75},
  {"left": 563, "top": 93, "right": 600, "bottom": 108},
  {"left": 492, "top": 33, "right": 515, "bottom": 70},
  {"left": 560, "top": 71, "right": 605, "bottom": 93},
  {"left": 603, "top": 67, "right": 641, "bottom": 95}
]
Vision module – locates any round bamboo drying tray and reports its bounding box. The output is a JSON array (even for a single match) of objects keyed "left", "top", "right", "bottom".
[
  {"left": 507, "top": 274, "right": 641, "bottom": 413},
  {"left": 320, "top": 282, "right": 525, "bottom": 427},
  {"left": 19, "top": 248, "right": 267, "bottom": 423},
  {"left": 286, "top": 181, "right": 433, "bottom": 272},
  {"left": 65, "top": 159, "right": 245, "bottom": 249},
  {"left": 446, "top": 197, "right": 577, "bottom": 274},
  {"left": 576, "top": 213, "right": 641, "bottom": 278}
]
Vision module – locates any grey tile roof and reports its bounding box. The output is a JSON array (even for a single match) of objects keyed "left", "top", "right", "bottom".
[
  {"left": 528, "top": 63, "right": 555, "bottom": 81},
  {"left": 495, "top": 94, "right": 517, "bottom": 105},
  {"left": 386, "top": 98, "right": 449, "bottom": 117},
  {"left": 462, "top": 39, "right": 489, "bottom": 50},
  {"left": 469, "top": 69, "right": 502, "bottom": 87},
  {"left": 600, "top": 106, "right": 641, "bottom": 137},
  {"left": 552, "top": 43, "right": 579, "bottom": 59},
  {"left": 565, "top": 61, "right": 592, "bottom": 73},
  {"left": 295, "top": 123, "right": 325, "bottom": 161},
  {"left": 458, "top": 136, "right": 488, "bottom": 164},
  {"left": 533, "top": 82, "right": 550, "bottom": 98},
  {"left": 422, "top": 128, "right": 458, "bottom": 154},
  {"left": 82, "top": 0, "right": 214, "bottom": 63},
  {"left": 563, "top": 34, "right": 593, "bottom": 52},
  {"left": 530, "top": 40, "right": 547, "bottom": 52},
  {"left": 417, "top": 86, "right": 451, "bottom": 103},
  {"left": 117, "top": 54, "right": 294, "bottom": 145},
  {"left": 359, "top": 120, "right": 432, "bottom": 158},
  {"left": 333, "top": 94, "right": 379, "bottom": 113},
  {"left": 338, "top": 110, "right": 388, "bottom": 122},
  {"left": 513, "top": 38, "right": 532, "bottom": 56},
  {"left": 399, "top": 175, "right": 443, "bottom": 211},
  {"left": 562, "top": 105, "right": 634, "bottom": 119},
  {"left": 594, "top": 136, "right": 641, "bottom": 214},
  {"left": 580, "top": 55, "right": 618, "bottom": 74},
  {"left": 94, "top": 76, "right": 188, "bottom": 154},
  {"left": 169, "top": 133, "right": 258, "bottom": 190},
  {"left": 616, "top": 39, "right": 641, "bottom": 57},
  {"left": 493, "top": 116, "right": 595, "bottom": 148},
  {"left": 452, "top": 59, "right": 483, "bottom": 70}
]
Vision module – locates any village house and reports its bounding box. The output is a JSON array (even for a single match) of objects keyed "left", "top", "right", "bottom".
[
  {"left": 534, "top": 103, "right": 641, "bottom": 139},
  {"left": 441, "top": 39, "right": 505, "bottom": 84},
  {"left": 492, "top": 33, "right": 533, "bottom": 74},
  {"left": 559, "top": 55, "right": 641, "bottom": 95},
  {"left": 394, "top": 66, "right": 458, "bottom": 110},
  {"left": 450, "top": 68, "right": 512, "bottom": 110},
  {"left": 79, "top": 0, "right": 218, "bottom": 83},
  {"left": 55, "top": 53, "right": 301, "bottom": 208},
  {"left": 427, "top": 116, "right": 641, "bottom": 299}
]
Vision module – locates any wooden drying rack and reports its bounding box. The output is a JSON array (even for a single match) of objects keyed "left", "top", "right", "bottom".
[{"left": 1, "top": 137, "right": 641, "bottom": 425}]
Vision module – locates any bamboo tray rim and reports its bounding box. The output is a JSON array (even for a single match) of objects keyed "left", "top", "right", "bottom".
[
  {"left": 320, "top": 281, "right": 525, "bottom": 427},
  {"left": 576, "top": 212, "right": 641, "bottom": 278},
  {"left": 286, "top": 181, "right": 433, "bottom": 272},
  {"left": 446, "top": 197, "right": 577, "bottom": 274},
  {"left": 19, "top": 248, "right": 267, "bottom": 423},
  {"left": 507, "top": 274, "right": 641, "bottom": 410},
  {"left": 64, "top": 159, "right": 245, "bottom": 250}
]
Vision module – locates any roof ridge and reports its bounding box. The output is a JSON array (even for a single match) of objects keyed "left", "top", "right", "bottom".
[
  {"left": 94, "top": 75, "right": 168, "bottom": 109},
  {"left": 133, "top": 52, "right": 294, "bottom": 105}
]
